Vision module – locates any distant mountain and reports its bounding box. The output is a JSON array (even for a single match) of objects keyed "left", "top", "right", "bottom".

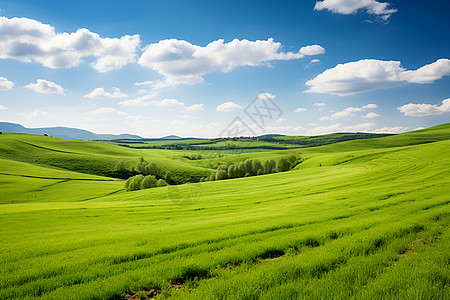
[
  {"left": 0, "top": 122, "right": 142, "bottom": 140},
  {"left": 160, "top": 135, "right": 182, "bottom": 140},
  {"left": 258, "top": 134, "right": 286, "bottom": 138}
]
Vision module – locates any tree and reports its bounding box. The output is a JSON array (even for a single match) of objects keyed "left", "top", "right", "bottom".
[
  {"left": 165, "top": 171, "right": 175, "bottom": 184},
  {"left": 252, "top": 159, "right": 263, "bottom": 175},
  {"left": 156, "top": 179, "right": 168, "bottom": 187},
  {"left": 145, "top": 162, "right": 161, "bottom": 177},
  {"left": 227, "top": 165, "right": 236, "bottom": 178},
  {"left": 276, "top": 157, "right": 291, "bottom": 172},
  {"left": 263, "top": 159, "right": 276, "bottom": 174},
  {"left": 135, "top": 157, "right": 147, "bottom": 174},
  {"left": 141, "top": 175, "right": 157, "bottom": 189},
  {"left": 235, "top": 161, "right": 245, "bottom": 178},
  {"left": 114, "top": 160, "right": 129, "bottom": 178},
  {"left": 207, "top": 173, "right": 216, "bottom": 181},
  {"left": 127, "top": 174, "right": 144, "bottom": 191},
  {"left": 124, "top": 177, "right": 133, "bottom": 191},
  {"left": 215, "top": 169, "right": 228, "bottom": 181},
  {"left": 244, "top": 159, "right": 253, "bottom": 175}
]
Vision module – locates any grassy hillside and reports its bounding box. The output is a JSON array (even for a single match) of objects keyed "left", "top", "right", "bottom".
[
  {"left": 0, "top": 124, "right": 449, "bottom": 299},
  {"left": 0, "top": 133, "right": 213, "bottom": 181}
]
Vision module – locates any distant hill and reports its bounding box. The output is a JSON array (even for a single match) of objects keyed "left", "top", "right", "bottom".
[
  {"left": 0, "top": 122, "right": 142, "bottom": 140},
  {"left": 160, "top": 135, "right": 182, "bottom": 140}
]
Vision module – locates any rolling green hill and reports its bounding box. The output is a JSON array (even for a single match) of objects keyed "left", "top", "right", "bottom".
[{"left": 0, "top": 124, "right": 449, "bottom": 299}]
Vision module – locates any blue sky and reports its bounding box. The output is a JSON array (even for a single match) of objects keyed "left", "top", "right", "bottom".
[{"left": 0, "top": 0, "right": 449, "bottom": 137}]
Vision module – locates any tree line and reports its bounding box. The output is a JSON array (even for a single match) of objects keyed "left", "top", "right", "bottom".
[
  {"left": 119, "top": 154, "right": 301, "bottom": 192},
  {"left": 201, "top": 155, "right": 300, "bottom": 182}
]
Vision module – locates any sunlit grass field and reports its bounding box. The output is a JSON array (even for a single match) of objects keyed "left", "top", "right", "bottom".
[{"left": 0, "top": 124, "right": 449, "bottom": 299}]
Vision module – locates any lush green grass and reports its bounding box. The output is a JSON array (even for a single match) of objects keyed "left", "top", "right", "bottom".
[
  {"left": 0, "top": 133, "right": 213, "bottom": 180},
  {"left": 0, "top": 125, "right": 449, "bottom": 299}
]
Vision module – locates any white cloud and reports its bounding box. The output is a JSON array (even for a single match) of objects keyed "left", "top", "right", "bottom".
[
  {"left": 0, "top": 105, "right": 7, "bottom": 110},
  {"left": 294, "top": 126, "right": 305, "bottom": 131},
  {"left": 345, "top": 107, "right": 365, "bottom": 112},
  {"left": 400, "top": 59, "right": 450, "bottom": 83},
  {"left": 0, "top": 76, "right": 14, "bottom": 90},
  {"left": 134, "top": 81, "right": 154, "bottom": 86},
  {"left": 314, "top": 102, "right": 326, "bottom": 110},
  {"left": 276, "top": 118, "right": 285, "bottom": 124},
  {"left": 83, "top": 87, "right": 128, "bottom": 99},
  {"left": 118, "top": 93, "right": 158, "bottom": 107},
  {"left": 397, "top": 98, "right": 450, "bottom": 116},
  {"left": 25, "top": 79, "right": 65, "bottom": 95},
  {"left": 362, "top": 112, "right": 380, "bottom": 118},
  {"left": 299, "top": 45, "right": 326, "bottom": 56},
  {"left": 305, "top": 59, "right": 450, "bottom": 96},
  {"left": 371, "top": 126, "right": 408, "bottom": 133},
  {"left": 308, "top": 122, "right": 318, "bottom": 126},
  {"left": 306, "top": 58, "right": 321, "bottom": 68},
  {"left": 0, "top": 16, "right": 140, "bottom": 72},
  {"left": 257, "top": 92, "right": 276, "bottom": 101},
  {"left": 85, "top": 107, "right": 127, "bottom": 116},
  {"left": 314, "top": 0, "right": 398, "bottom": 20},
  {"left": 216, "top": 102, "right": 242, "bottom": 112},
  {"left": 138, "top": 38, "right": 325, "bottom": 88},
  {"left": 306, "top": 122, "right": 376, "bottom": 135},
  {"left": 295, "top": 107, "right": 307, "bottom": 112},
  {"left": 320, "top": 106, "right": 375, "bottom": 121},
  {"left": 362, "top": 103, "right": 377, "bottom": 109},
  {"left": 153, "top": 98, "right": 185, "bottom": 109},
  {"left": 119, "top": 97, "right": 187, "bottom": 110},
  {"left": 320, "top": 110, "right": 356, "bottom": 121},
  {"left": 184, "top": 103, "right": 204, "bottom": 112},
  {"left": 17, "top": 109, "right": 49, "bottom": 119},
  {"left": 137, "top": 89, "right": 147, "bottom": 94}
]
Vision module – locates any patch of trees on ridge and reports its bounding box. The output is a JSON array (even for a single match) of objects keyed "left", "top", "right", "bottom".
[
  {"left": 119, "top": 154, "right": 302, "bottom": 192},
  {"left": 201, "top": 155, "right": 300, "bottom": 182}
]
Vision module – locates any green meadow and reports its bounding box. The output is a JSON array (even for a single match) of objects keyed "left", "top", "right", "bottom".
[{"left": 0, "top": 124, "right": 449, "bottom": 299}]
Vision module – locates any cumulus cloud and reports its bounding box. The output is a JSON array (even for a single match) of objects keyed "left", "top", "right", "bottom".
[
  {"left": 25, "top": 79, "right": 65, "bottom": 95},
  {"left": 152, "top": 98, "right": 185, "bottom": 109},
  {"left": 363, "top": 103, "right": 377, "bottom": 109},
  {"left": 307, "top": 122, "right": 376, "bottom": 135},
  {"left": 216, "top": 102, "right": 242, "bottom": 112},
  {"left": 314, "top": 102, "right": 326, "bottom": 110},
  {"left": 320, "top": 105, "right": 377, "bottom": 121},
  {"left": 118, "top": 93, "right": 158, "bottom": 107},
  {"left": 85, "top": 107, "right": 127, "bottom": 116},
  {"left": 295, "top": 107, "right": 307, "bottom": 112},
  {"left": 362, "top": 112, "right": 380, "bottom": 118},
  {"left": 138, "top": 38, "right": 325, "bottom": 88},
  {"left": 0, "top": 16, "right": 140, "bottom": 72},
  {"left": 299, "top": 45, "right": 326, "bottom": 56},
  {"left": 83, "top": 87, "right": 128, "bottom": 99},
  {"left": 305, "top": 59, "right": 450, "bottom": 96},
  {"left": 320, "top": 110, "right": 356, "bottom": 121},
  {"left": 257, "top": 92, "right": 276, "bottom": 101},
  {"left": 0, "top": 105, "right": 7, "bottom": 110},
  {"left": 371, "top": 126, "right": 408, "bottom": 133},
  {"left": 184, "top": 104, "right": 204, "bottom": 112},
  {"left": 0, "top": 76, "right": 14, "bottom": 90},
  {"left": 397, "top": 98, "right": 450, "bottom": 116},
  {"left": 276, "top": 118, "right": 285, "bottom": 123},
  {"left": 314, "top": 0, "right": 398, "bottom": 20}
]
